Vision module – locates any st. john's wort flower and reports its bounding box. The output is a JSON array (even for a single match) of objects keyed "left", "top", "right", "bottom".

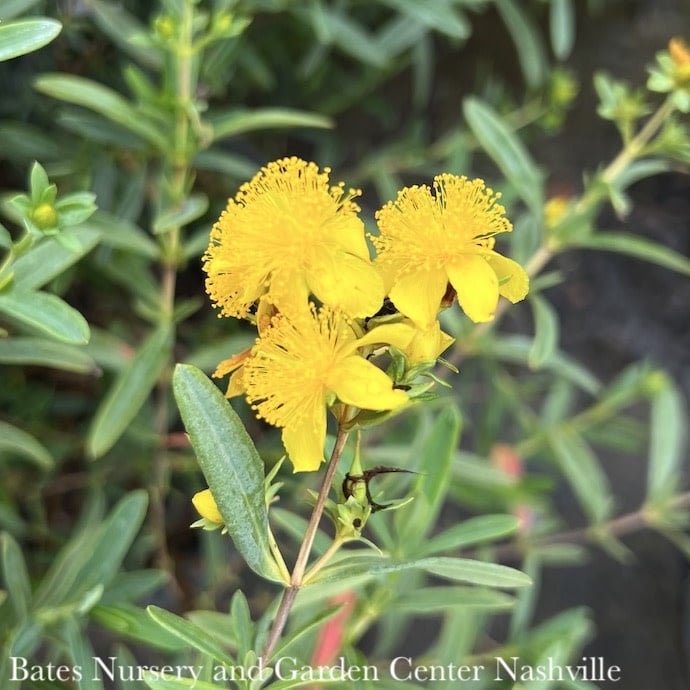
[{"left": 372, "top": 174, "right": 529, "bottom": 326}]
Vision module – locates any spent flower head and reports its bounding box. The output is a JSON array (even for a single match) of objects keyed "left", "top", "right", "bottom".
[
  {"left": 372, "top": 174, "right": 529, "bottom": 326},
  {"left": 203, "top": 157, "right": 384, "bottom": 320}
]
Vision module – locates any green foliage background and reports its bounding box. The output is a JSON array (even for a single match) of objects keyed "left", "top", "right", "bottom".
[{"left": 1, "top": 1, "right": 689, "bottom": 689}]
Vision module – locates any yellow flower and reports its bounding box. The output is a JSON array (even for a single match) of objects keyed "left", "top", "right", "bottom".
[
  {"left": 192, "top": 489, "right": 224, "bottom": 525},
  {"left": 373, "top": 175, "right": 529, "bottom": 325},
  {"left": 203, "top": 157, "right": 384, "bottom": 319},
  {"left": 243, "top": 306, "right": 408, "bottom": 472}
]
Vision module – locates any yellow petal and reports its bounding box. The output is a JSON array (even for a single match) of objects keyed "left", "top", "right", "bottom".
[
  {"left": 388, "top": 268, "right": 447, "bottom": 328},
  {"left": 212, "top": 348, "right": 252, "bottom": 379},
  {"left": 328, "top": 356, "right": 408, "bottom": 410},
  {"left": 329, "top": 215, "right": 370, "bottom": 259},
  {"left": 356, "top": 322, "right": 417, "bottom": 351},
  {"left": 192, "top": 489, "right": 224, "bottom": 524},
  {"left": 405, "top": 320, "right": 455, "bottom": 364},
  {"left": 282, "top": 403, "right": 327, "bottom": 472},
  {"left": 307, "top": 252, "right": 384, "bottom": 318},
  {"left": 447, "top": 254, "right": 499, "bottom": 323},
  {"left": 486, "top": 252, "right": 530, "bottom": 303}
]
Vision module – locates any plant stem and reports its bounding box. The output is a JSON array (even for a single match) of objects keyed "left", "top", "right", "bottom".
[
  {"left": 488, "top": 490, "right": 690, "bottom": 562},
  {"left": 149, "top": 0, "right": 195, "bottom": 585},
  {"left": 261, "top": 425, "right": 350, "bottom": 664}
]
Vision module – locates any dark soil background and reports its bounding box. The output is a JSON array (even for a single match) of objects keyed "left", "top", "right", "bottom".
[{"left": 474, "top": 1, "right": 690, "bottom": 687}]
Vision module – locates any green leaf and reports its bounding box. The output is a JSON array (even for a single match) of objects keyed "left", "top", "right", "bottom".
[
  {"left": 87, "top": 213, "right": 159, "bottom": 259},
  {"left": 463, "top": 97, "right": 543, "bottom": 215},
  {"left": 418, "top": 515, "right": 520, "bottom": 557},
  {"left": 99, "top": 570, "right": 169, "bottom": 605},
  {"left": 494, "top": 0, "right": 547, "bottom": 87},
  {"left": 313, "top": 555, "right": 530, "bottom": 589},
  {"left": 647, "top": 377, "right": 687, "bottom": 502},
  {"left": 395, "top": 405, "right": 461, "bottom": 548},
  {"left": 142, "top": 678, "right": 227, "bottom": 690},
  {"left": 0, "top": 337, "right": 97, "bottom": 373},
  {"left": 0, "top": 290, "right": 89, "bottom": 344},
  {"left": 1, "top": 533, "right": 32, "bottom": 619},
  {"left": 62, "top": 620, "right": 104, "bottom": 690},
  {"left": 272, "top": 604, "right": 343, "bottom": 659},
  {"left": 34, "top": 491, "right": 148, "bottom": 607},
  {"left": 571, "top": 231, "right": 690, "bottom": 276},
  {"left": 550, "top": 0, "right": 575, "bottom": 60},
  {"left": 547, "top": 428, "right": 613, "bottom": 524},
  {"left": 484, "top": 334, "right": 601, "bottom": 395},
  {"left": 322, "top": 11, "right": 388, "bottom": 67},
  {"left": 394, "top": 586, "right": 514, "bottom": 613},
  {"left": 377, "top": 0, "right": 470, "bottom": 40},
  {"left": 0, "top": 0, "right": 41, "bottom": 21},
  {"left": 91, "top": 604, "right": 186, "bottom": 652},
  {"left": 153, "top": 194, "right": 209, "bottom": 235},
  {"left": 421, "top": 556, "right": 532, "bottom": 588},
  {"left": 208, "top": 108, "right": 332, "bottom": 141},
  {"left": 34, "top": 74, "right": 168, "bottom": 150},
  {"left": 83, "top": 0, "right": 163, "bottom": 70},
  {"left": 0, "top": 19, "right": 61, "bottom": 61},
  {"left": 172, "top": 364, "right": 283, "bottom": 582},
  {"left": 147, "top": 606, "right": 235, "bottom": 666},
  {"left": 87, "top": 325, "right": 173, "bottom": 458},
  {"left": 528, "top": 293, "right": 559, "bottom": 369},
  {"left": 193, "top": 149, "right": 258, "bottom": 179},
  {"left": 229, "top": 590, "right": 252, "bottom": 659},
  {"left": 0, "top": 421, "right": 53, "bottom": 469},
  {"left": 11, "top": 224, "right": 101, "bottom": 290}
]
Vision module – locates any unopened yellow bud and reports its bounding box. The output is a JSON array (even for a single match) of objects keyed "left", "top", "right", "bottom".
[
  {"left": 544, "top": 195, "right": 570, "bottom": 229},
  {"left": 32, "top": 203, "right": 58, "bottom": 230},
  {"left": 669, "top": 38, "right": 690, "bottom": 66},
  {"left": 154, "top": 15, "right": 176, "bottom": 40},
  {"left": 669, "top": 37, "right": 690, "bottom": 86},
  {"left": 192, "top": 489, "right": 224, "bottom": 524}
]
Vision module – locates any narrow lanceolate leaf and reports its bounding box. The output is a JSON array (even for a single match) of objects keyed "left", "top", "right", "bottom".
[
  {"left": 0, "top": 337, "right": 97, "bottom": 373},
  {"left": 0, "top": 290, "right": 89, "bottom": 344},
  {"left": 0, "top": 421, "right": 53, "bottom": 469},
  {"left": 142, "top": 677, "right": 228, "bottom": 690},
  {"left": 62, "top": 620, "right": 104, "bottom": 690},
  {"left": 1, "top": 533, "right": 32, "bottom": 619},
  {"left": 87, "top": 325, "right": 173, "bottom": 458},
  {"left": 547, "top": 428, "right": 613, "bottom": 524},
  {"left": 528, "top": 293, "right": 559, "bottom": 369},
  {"left": 0, "top": 19, "right": 61, "bottom": 62},
  {"left": 550, "top": 0, "right": 575, "bottom": 60},
  {"left": 420, "top": 556, "right": 532, "bottom": 588},
  {"left": 418, "top": 514, "right": 520, "bottom": 557},
  {"left": 394, "top": 586, "right": 514, "bottom": 613},
  {"left": 312, "top": 555, "right": 530, "bottom": 589},
  {"left": 571, "top": 232, "right": 690, "bottom": 276},
  {"left": 647, "top": 378, "right": 687, "bottom": 502},
  {"left": 153, "top": 194, "right": 209, "bottom": 235},
  {"left": 34, "top": 491, "right": 148, "bottom": 607},
  {"left": 463, "top": 97, "right": 543, "bottom": 216},
  {"left": 173, "top": 364, "right": 283, "bottom": 583},
  {"left": 34, "top": 74, "right": 168, "bottom": 150},
  {"left": 11, "top": 225, "right": 101, "bottom": 290},
  {"left": 146, "top": 606, "right": 235, "bottom": 666},
  {"left": 494, "top": 0, "right": 548, "bottom": 87},
  {"left": 395, "top": 405, "right": 461, "bottom": 548},
  {"left": 208, "top": 108, "right": 333, "bottom": 142}
]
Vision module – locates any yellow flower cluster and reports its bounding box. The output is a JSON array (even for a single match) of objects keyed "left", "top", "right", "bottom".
[{"left": 202, "top": 157, "right": 528, "bottom": 472}]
